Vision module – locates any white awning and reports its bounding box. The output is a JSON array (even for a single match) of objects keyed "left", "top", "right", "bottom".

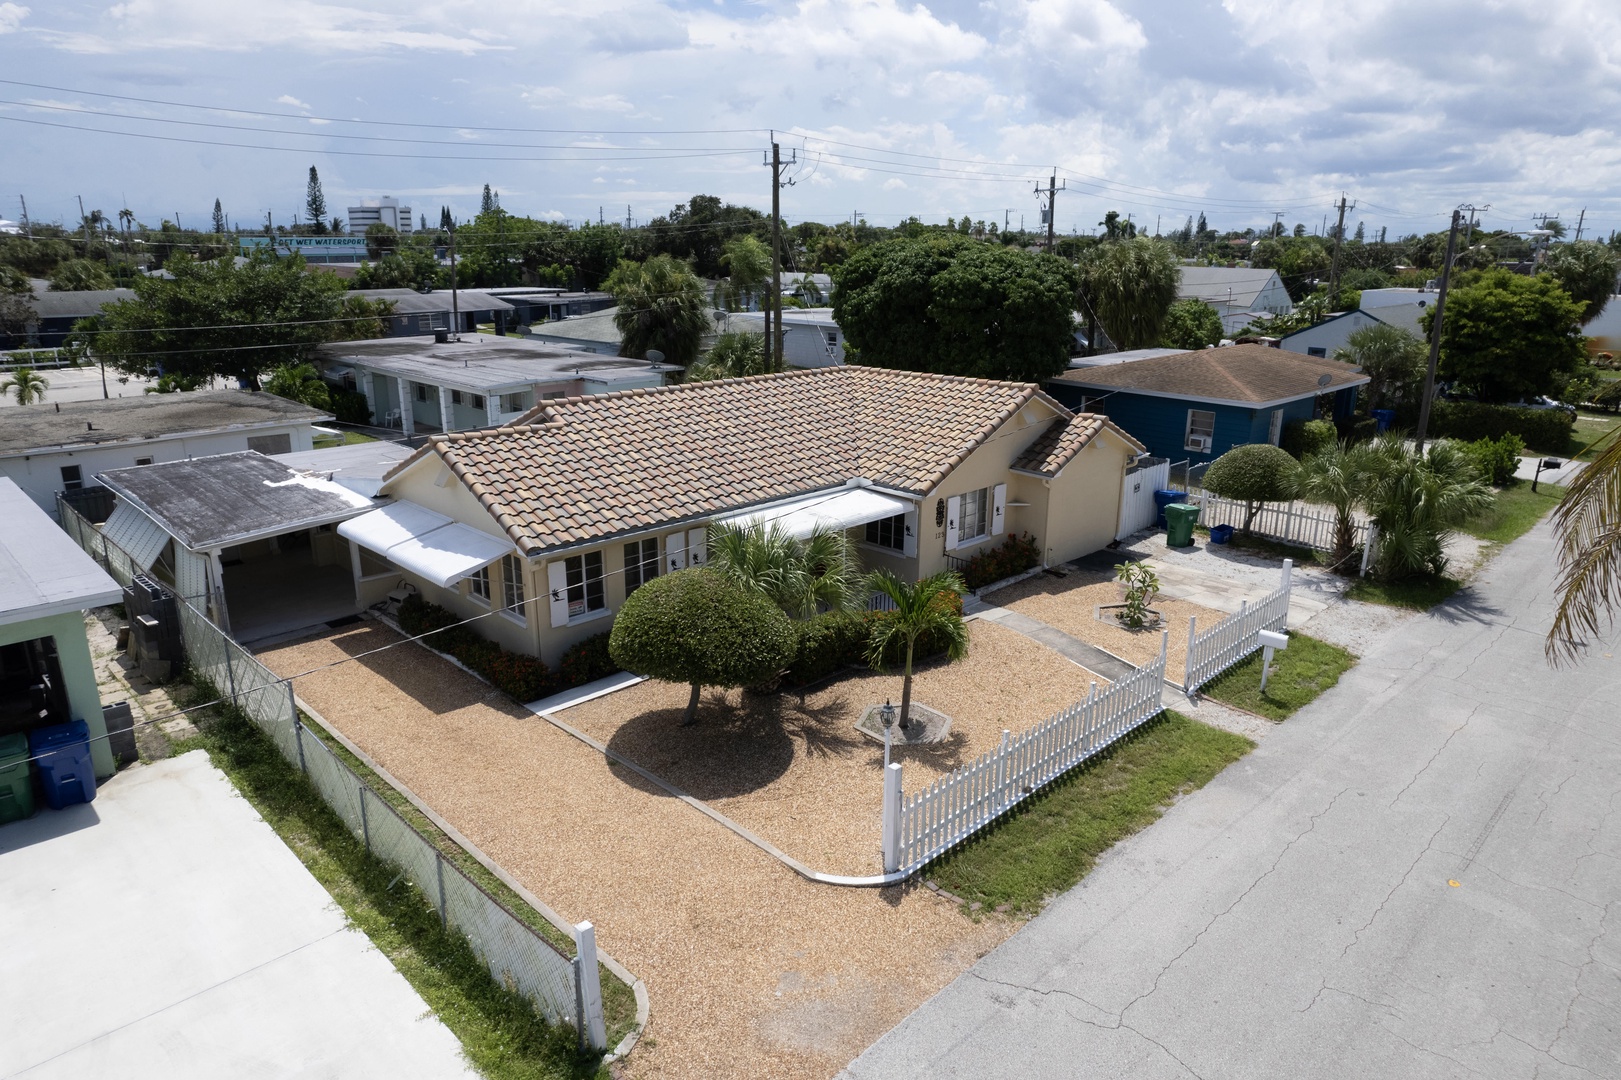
[
  {"left": 338, "top": 501, "right": 514, "bottom": 588},
  {"left": 715, "top": 488, "right": 911, "bottom": 539},
  {"left": 102, "top": 501, "right": 171, "bottom": 570}
]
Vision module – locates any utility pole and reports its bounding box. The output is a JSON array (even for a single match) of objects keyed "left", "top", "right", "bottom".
[
  {"left": 1415, "top": 208, "right": 1463, "bottom": 452},
  {"left": 76, "top": 195, "right": 90, "bottom": 254},
  {"left": 625, "top": 205, "right": 632, "bottom": 229},
  {"left": 1034, "top": 171, "right": 1064, "bottom": 253},
  {"left": 1004, "top": 209, "right": 1014, "bottom": 232},
  {"left": 1326, "top": 193, "right": 1355, "bottom": 309},
  {"left": 448, "top": 220, "right": 460, "bottom": 339},
  {"left": 1575, "top": 207, "right": 1586, "bottom": 241},
  {"left": 18, "top": 195, "right": 30, "bottom": 238},
  {"left": 764, "top": 135, "right": 797, "bottom": 370},
  {"left": 1271, "top": 211, "right": 1284, "bottom": 237}
]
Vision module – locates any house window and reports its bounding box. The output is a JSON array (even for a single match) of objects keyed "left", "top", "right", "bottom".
[
  {"left": 414, "top": 383, "right": 428, "bottom": 403},
  {"left": 565, "top": 551, "right": 605, "bottom": 618},
  {"left": 958, "top": 488, "right": 988, "bottom": 544},
  {"left": 470, "top": 394, "right": 486, "bottom": 410},
  {"left": 624, "top": 539, "right": 660, "bottom": 594},
  {"left": 135, "top": 456, "right": 154, "bottom": 467},
  {"left": 1306, "top": 346, "right": 1327, "bottom": 358},
  {"left": 60, "top": 465, "right": 83, "bottom": 492},
  {"left": 502, "top": 554, "right": 526, "bottom": 619},
  {"left": 502, "top": 391, "right": 528, "bottom": 413},
  {"left": 865, "top": 513, "right": 906, "bottom": 551},
  {"left": 825, "top": 331, "right": 838, "bottom": 347},
  {"left": 451, "top": 389, "right": 463, "bottom": 405},
  {"left": 1185, "top": 410, "right": 1216, "bottom": 451},
  {"left": 467, "top": 564, "right": 491, "bottom": 604}
]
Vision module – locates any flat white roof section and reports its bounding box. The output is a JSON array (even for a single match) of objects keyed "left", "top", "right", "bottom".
[
  {"left": 338, "top": 501, "right": 514, "bottom": 588},
  {"left": 102, "top": 502, "right": 171, "bottom": 572},
  {"left": 0, "top": 479, "right": 122, "bottom": 624},
  {"left": 716, "top": 487, "right": 911, "bottom": 539}
]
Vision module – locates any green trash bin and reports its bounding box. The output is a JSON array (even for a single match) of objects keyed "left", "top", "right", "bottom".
[
  {"left": 1165, "top": 503, "right": 1200, "bottom": 548},
  {"left": 0, "top": 731, "right": 33, "bottom": 825}
]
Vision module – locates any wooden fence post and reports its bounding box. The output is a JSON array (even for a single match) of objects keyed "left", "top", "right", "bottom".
[{"left": 881, "top": 762, "right": 903, "bottom": 873}]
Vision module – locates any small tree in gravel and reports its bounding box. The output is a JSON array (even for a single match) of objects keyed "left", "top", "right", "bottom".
[
  {"left": 1203, "top": 443, "right": 1300, "bottom": 534},
  {"left": 608, "top": 568, "right": 795, "bottom": 725},
  {"left": 864, "top": 570, "right": 969, "bottom": 728}
]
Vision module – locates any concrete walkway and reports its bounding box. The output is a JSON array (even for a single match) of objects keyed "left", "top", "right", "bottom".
[
  {"left": 970, "top": 604, "right": 1138, "bottom": 681},
  {"left": 0, "top": 752, "right": 475, "bottom": 1080},
  {"left": 842, "top": 520, "right": 1621, "bottom": 1079}
]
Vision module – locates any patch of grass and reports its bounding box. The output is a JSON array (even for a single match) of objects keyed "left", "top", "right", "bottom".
[
  {"left": 1461, "top": 481, "right": 1564, "bottom": 544},
  {"left": 1346, "top": 574, "right": 1462, "bottom": 610},
  {"left": 923, "top": 711, "right": 1252, "bottom": 918},
  {"left": 171, "top": 681, "right": 613, "bottom": 1080},
  {"left": 313, "top": 430, "right": 379, "bottom": 448},
  {"left": 1200, "top": 632, "right": 1356, "bottom": 721}
]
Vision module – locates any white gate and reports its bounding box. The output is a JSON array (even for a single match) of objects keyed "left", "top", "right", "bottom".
[{"left": 1117, "top": 457, "right": 1170, "bottom": 540}]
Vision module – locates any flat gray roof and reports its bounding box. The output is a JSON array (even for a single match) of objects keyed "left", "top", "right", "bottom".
[
  {"left": 274, "top": 440, "right": 415, "bottom": 497},
  {"left": 0, "top": 389, "right": 330, "bottom": 457},
  {"left": 354, "top": 289, "right": 515, "bottom": 315},
  {"left": 316, "top": 333, "right": 669, "bottom": 390},
  {"left": 527, "top": 307, "right": 623, "bottom": 346},
  {"left": 24, "top": 288, "right": 135, "bottom": 320},
  {"left": 0, "top": 478, "right": 122, "bottom": 623},
  {"left": 97, "top": 451, "right": 375, "bottom": 551}
]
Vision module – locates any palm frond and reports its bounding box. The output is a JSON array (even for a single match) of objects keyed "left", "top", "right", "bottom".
[{"left": 1547, "top": 428, "right": 1621, "bottom": 663}]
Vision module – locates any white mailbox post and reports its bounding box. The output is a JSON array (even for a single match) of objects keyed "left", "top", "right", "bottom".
[{"left": 1257, "top": 629, "right": 1289, "bottom": 692}]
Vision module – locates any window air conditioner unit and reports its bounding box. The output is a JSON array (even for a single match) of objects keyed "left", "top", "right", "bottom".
[{"left": 1187, "top": 435, "right": 1212, "bottom": 452}]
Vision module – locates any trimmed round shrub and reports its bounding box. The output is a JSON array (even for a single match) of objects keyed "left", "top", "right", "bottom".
[
  {"left": 609, "top": 568, "right": 795, "bottom": 722},
  {"left": 1203, "top": 443, "right": 1300, "bottom": 533}
]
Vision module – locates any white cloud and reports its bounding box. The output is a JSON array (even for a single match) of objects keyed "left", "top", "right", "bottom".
[
  {"left": 276, "top": 94, "right": 311, "bottom": 110},
  {"left": 0, "top": 3, "right": 28, "bottom": 33}
]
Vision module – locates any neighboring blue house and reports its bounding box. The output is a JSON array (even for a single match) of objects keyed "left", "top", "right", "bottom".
[{"left": 1046, "top": 343, "right": 1369, "bottom": 463}]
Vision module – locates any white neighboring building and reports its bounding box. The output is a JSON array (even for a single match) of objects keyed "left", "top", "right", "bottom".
[
  {"left": 0, "top": 390, "right": 329, "bottom": 518},
  {"left": 724, "top": 308, "right": 846, "bottom": 368},
  {"left": 347, "top": 196, "right": 414, "bottom": 235},
  {"left": 1178, "top": 267, "right": 1294, "bottom": 333}
]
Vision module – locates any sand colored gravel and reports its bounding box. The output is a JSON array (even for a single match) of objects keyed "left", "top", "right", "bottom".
[
  {"left": 984, "top": 568, "right": 1227, "bottom": 673},
  {"left": 559, "top": 620, "right": 1106, "bottom": 877},
  {"left": 258, "top": 624, "right": 1012, "bottom": 1080}
]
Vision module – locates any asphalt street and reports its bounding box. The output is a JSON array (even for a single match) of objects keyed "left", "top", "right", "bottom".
[{"left": 843, "top": 520, "right": 1620, "bottom": 1080}]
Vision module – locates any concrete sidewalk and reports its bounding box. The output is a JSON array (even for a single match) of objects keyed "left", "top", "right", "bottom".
[
  {"left": 0, "top": 751, "right": 475, "bottom": 1080},
  {"left": 842, "top": 521, "right": 1621, "bottom": 1079}
]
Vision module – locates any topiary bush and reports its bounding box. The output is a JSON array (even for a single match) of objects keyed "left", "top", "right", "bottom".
[
  {"left": 1202, "top": 443, "right": 1300, "bottom": 533},
  {"left": 959, "top": 532, "right": 1041, "bottom": 590},
  {"left": 609, "top": 568, "right": 796, "bottom": 724},
  {"left": 1280, "top": 418, "right": 1337, "bottom": 460}
]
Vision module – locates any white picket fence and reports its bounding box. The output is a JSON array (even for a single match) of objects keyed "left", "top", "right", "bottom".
[
  {"left": 1182, "top": 560, "right": 1293, "bottom": 692},
  {"left": 880, "top": 634, "right": 1169, "bottom": 875},
  {"left": 1195, "top": 493, "right": 1371, "bottom": 554}
]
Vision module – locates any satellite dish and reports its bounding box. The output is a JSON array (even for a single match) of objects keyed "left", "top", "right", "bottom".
[
  {"left": 646, "top": 349, "right": 665, "bottom": 364},
  {"left": 1317, "top": 373, "right": 1333, "bottom": 387}
]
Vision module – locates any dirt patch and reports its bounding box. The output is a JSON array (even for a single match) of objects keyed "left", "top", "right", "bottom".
[
  {"left": 257, "top": 623, "right": 1010, "bottom": 1080},
  {"left": 984, "top": 570, "right": 1227, "bottom": 673},
  {"left": 559, "top": 620, "right": 1106, "bottom": 877}
]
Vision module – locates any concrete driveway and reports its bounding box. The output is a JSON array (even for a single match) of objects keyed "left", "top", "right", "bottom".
[
  {"left": 842, "top": 521, "right": 1621, "bottom": 1079},
  {"left": 0, "top": 751, "right": 475, "bottom": 1080}
]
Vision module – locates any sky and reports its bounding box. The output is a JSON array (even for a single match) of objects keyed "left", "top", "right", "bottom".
[{"left": 2, "top": 0, "right": 1620, "bottom": 241}]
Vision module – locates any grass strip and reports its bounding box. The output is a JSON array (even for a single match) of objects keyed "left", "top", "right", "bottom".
[
  {"left": 1345, "top": 574, "right": 1462, "bottom": 611},
  {"left": 171, "top": 679, "right": 613, "bottom": 1080},
  {"left": 1460, "top": 481, "right": 1564, "bottom": 544},
  {"left": 1200, "top": 631, "right": 1356, "bottom": 721},
  {"left": 923, "top": 711, "right": 1252, "bottom": 918}
]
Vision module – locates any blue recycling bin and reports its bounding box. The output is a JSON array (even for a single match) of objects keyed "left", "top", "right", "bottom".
[
  {"left": 29, "top": 719, "right": 96, "bottom": 810},
  {"left": 1371, "top": 409, "right": 1396, "bottom": 433},
  {"left": 1210, "top": 523, "right": 1234, "bottom": 544},
  {"left": 1153, "top": 490, "right": 1189, "bottom": 529}
]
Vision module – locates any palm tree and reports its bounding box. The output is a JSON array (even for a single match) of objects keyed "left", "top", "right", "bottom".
[
  {"left": 1360, "top": 435, "right": 1494, "bottom": 581},
  {"left": 1, "top": 368, "right": 49, "bottom": 405},
  {"left": 1294, "top": 440, "right": 1378, "bottom": 564},
  {"left": 707, "top": 521, "right": 861, "bottom": 617},
  {"left": 1076, "top": 237, "right": 1179, "bottom": 350},
  {"left": 1547, "top": 429, "right": 1621, "bottom": 663},
  {"left": 261, "top": 363, "right": 332, "bottom": 410},
  {"left": 713, "top": 235, "right": 771, "bottom": 313},
  {"left": 864, "top": 570, "right": 969, "bottom": 728},
  {"left": 687, "top": 331, "right": 774, "bottom": 382},
  {"left": 605, "top": 254, "right": 712, "bottom": 367}
]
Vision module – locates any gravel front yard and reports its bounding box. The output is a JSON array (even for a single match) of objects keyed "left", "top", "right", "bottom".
[
  {"left": 983, "top": 569, "right": 1226, "bottom": 673},
  {"left": 258, "top": 623, "right": 1012, "bottom": 1080},
  {"left": 559, "top": 620, "right": 1106, "bottom": 877}
]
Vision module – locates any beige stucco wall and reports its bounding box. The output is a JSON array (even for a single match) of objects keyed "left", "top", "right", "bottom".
[{"left": 1039, "top": 430, "right": 1134, "bottom": 566}]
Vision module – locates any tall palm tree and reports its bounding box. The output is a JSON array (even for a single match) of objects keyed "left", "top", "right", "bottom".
[
  {"left": 605, "top": 254, "right": 712, "bottom": 367},
  {"left": 707, "top": 522, "right": 861, "bottom": 617},
  {"left": 1547, "top": 430, "right": 1621, "bottom": 663},
  {"left": 1076, "top": 237, "right": 1179, "bottom": 350},
  {"left": 1, "top": 368, "right": 49, "bottom": 405},
  {"left": 864, "top": 570, "right": 969, "bottom": 728},
  {"left": 1294, "top": 440, "right": 1378, "bottom": 564},
  {"left": 1361, "top": 435, "right": 1494, "bottom": 581}
]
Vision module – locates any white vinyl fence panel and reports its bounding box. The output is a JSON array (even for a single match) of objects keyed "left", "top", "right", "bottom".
[
  {"left": 883, "top": 635, "right": 1169, "bottom": 875},
  {"left": 1182, "top": 560, "right": 1293, "bottom": 692},
  {"left": 1195, "top": 493, "right": 1372, "bottom": 555},
  {"left": 1118, "top": 457, "right": 1171, "bottom": 540}
]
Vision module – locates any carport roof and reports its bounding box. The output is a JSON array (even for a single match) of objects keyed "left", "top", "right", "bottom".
[
  {"left": 0, "top": 478, "right": 122, "bottom": 624},
  {"left": 97, "top": 451, "right": 375, "bottom": 552}
]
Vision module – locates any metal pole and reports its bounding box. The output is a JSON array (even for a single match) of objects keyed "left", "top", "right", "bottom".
[
  {"left": 435, "top": 853, "right": 448, "bottom": 930},
  {"left": 1415, "top": 209, "right": 1462, "bottom": 453},
  {"left": 289, "top": 682, "right": 307, "bottom": 774},
  {"left": 359, "top": 782, "right": 371, "bottom": 850}
]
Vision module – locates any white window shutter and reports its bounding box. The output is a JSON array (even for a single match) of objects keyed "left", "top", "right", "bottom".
[
  {"left": 666, "top": 532, "right": 687, "bottom": 574},
  {"left": 991, "top": 483, "right": 1007, "bottom": 536},
  {"left": 686, "top": 528, "right": 708, "bottom": 567},
  {"left": 547, "top": 562, "right": 569, "bottom": 627},
  {"left": 903, "top": 508, "right": 918, "bottom": 557},
  {"left": 944, "top": 495, "right": 962, "bottom": 551}
]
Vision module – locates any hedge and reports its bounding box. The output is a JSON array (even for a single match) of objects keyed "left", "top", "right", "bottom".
[
  {"left": 782, "top": 595, "right": 966, "bottom": 687},
  {"left": 1396, "top": 400, "right": 1574, "bottom": 449},
  {"left": 1281, "top": 418, "right": 1337, "bottom": 460},
  {"left": 397, "top": 594, "right": 618, "bottom": 702},
  {"left": 958, "top": 532, "right": 1041, "bottom": 590}
]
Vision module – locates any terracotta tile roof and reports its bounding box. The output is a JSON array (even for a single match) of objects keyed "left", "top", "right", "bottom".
[
  {"left": 1051, "top": 343, "right": 1369, "bottom": 404},
  {"left": 1012, "top": 415, "right": 1143, "bottom": 476},
  {"left": 390, "top": 366, "right": 1096, "bottom": 554}
]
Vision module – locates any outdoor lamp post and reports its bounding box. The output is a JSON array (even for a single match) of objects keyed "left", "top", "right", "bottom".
[{"left": 880, "top": 699, "right": 896, "bottom": 770}]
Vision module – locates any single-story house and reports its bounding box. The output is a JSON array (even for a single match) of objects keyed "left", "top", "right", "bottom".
[
  {"left": 0, "top": 389, "right": 330, "bottom": 520},
  {"left": 1046, "top": 344, "right": 1368, "bottom": 463},
  {"left": 1279, "top": 304, "right": 1437, "bottom": 358},
  {"left": 352, "top": 288, "right": 518, "bottom": 337},
  {"left": 94, "top": 452, "right": 379, "bottom": 644},
  {"left": 314, "top": 334, "right": 680, "bottom": 435},
  {"left": 2, "top": 287, "right": 135, "bottom": 350},
  {"left": 723, "top": 308, "right": 846, "bottom": 367},
  {"left": 344, "top": 366, "right": 1145, "bottom": 665},
  {"left": 482, "top": 288, "right": 615, "bottom": 328},
  {"left": 525, "top": 306, "right": 625, "bottom": 355},
  {"left": 1, "top": 477, "right": 124, "bottom": 782},
  {"left": 1177, "top": 267, "right": 1293, "bottom": 333}
]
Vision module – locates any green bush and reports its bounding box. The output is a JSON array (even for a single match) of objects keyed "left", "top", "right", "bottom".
[
  {"left": 395, "top": 594, "right": 615, "bottom": 702},
  {"left": 1398, "top": 400, "right": 1574, "bottom": 450},
  {"left": 1461, "top": 433, "right": 1525, "bottom": 486},
  {"left": 327, "top": 386, "right": 372, "bottom": 425},
  {"left": 1280, "top": 418, "right": 1337, "bottom": 460},
  {"left": 959, "top": 532, "right": 1041, "bottom": 590},
  {"left": 1592, "top": 380, "right": 1621, "bottom": 412},
  {"left": 556, "top": 632, "right": 617, "bottom": 688},
  {"left": 784, "top": 611, "right": 870, "bottom": 687},
  {"left": 863, "top": 590, "right": 965, "bottom": 668},
  {"left": 1204, "top": 443, "right": 1300, "bottom": 534}
]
